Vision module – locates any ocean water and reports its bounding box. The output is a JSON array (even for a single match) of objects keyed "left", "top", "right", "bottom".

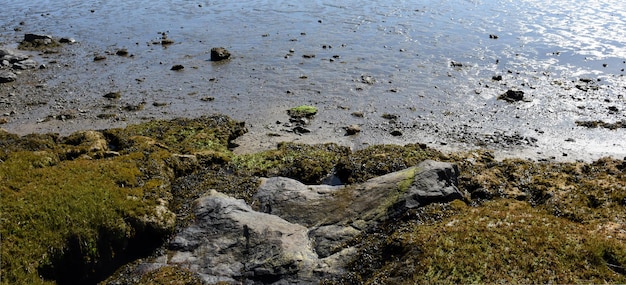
[{"left": 1, "top": 0, "right": 625, "bottom": 158}]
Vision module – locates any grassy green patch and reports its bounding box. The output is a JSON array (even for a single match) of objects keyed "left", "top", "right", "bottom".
[
  {"left": 0, "top": 151, "right": 167, "bottom": 284},
  {"left": 370, "top": 199, "right": 626, "bottom": 284}
]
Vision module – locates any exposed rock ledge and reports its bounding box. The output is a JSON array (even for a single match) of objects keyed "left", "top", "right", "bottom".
[{"left": 128, "top": 160, "right": 466, "bottom": 284}]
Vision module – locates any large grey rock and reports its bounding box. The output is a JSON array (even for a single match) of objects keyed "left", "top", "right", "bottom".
[
  {"left": 254, "top": 160, "right": 465, "bottom": 228},
  {"left": 167, "top": 190, "right": 331, "bottom": 284},
  {"left": 403, "top": 160, "right": 462, "bottom": 208},
  {"left": 127, "top": 160, "right": 465, "bottom": 284}
]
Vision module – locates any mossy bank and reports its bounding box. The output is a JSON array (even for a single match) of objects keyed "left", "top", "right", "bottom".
[{"left": 1, "top": 115, "right": 625, "bottom": 284}]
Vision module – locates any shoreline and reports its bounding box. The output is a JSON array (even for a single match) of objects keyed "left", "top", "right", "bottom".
[{"left": 1, "top": 38, "right": 625, "bottom": 163}]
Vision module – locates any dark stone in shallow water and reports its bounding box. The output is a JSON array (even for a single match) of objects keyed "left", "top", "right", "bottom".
[
  {"left": 210, "top": 47, "right": 231, "bottom": 61},
  {"left": 498, "top": 90, "right": 524, "bottom": 102}
]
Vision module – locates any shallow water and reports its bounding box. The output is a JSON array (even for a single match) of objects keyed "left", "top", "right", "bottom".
[{"left": 1, "top": 0, "right": 625, "bottom": 160}]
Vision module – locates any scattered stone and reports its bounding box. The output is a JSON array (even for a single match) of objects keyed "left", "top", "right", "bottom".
[
  {"left": 94, "top": 55, "right": 106, "bottom": 61},
  {"left": 382, "top": 113, "right": 398, "bottom": 120},
  {"left": 302, "top": 54, "right": 316, "bottom": 58},
  {"left": 103, "top": 91, "right": 122, "bottom": 99},
  {"left": 361, "top": 75, "right": 375, "bottom": 84},
  {"left": 59, "top": 37, "right": 75, "bottom": 44},
  {"left": 576, "top": 120, "right": 625, "bottom": 130},
  {"left": 161, "top": 38, "right": 175, "bottom": 45},
  {"left": 200, "top": 96, "right": 215, "bottom": 102},
  {"left": 293, "top": 126, "right": 311, "bottom": 134},
  {"left": 210, "top": 47, "right": 231, "bottom": 61},
  {"left": 170, "top": 64, "right": 184, "bottom": 71},
  {"left": 351, "top": 111, "right": 364, "bottom": 118},
  {"left": 390, "top": 129, "right": 403, "bottom": 136},
  {"left": 115, "top": 49, "right": 129, "bottom": 56},
  {"left": 0, "top": 71, "right": 17, "bottom": 83},
  {"left": 450, "top": 61, "right": 463, "bottom": 67},
  {"left": 152, "top": 102, "right": 169, "bottom": 107},
  {"left": 345, "top": 124, "right": 361, "bottom": 135},
  {"left": 23, "top": 33, "right": 53, "bottom": 44},
  {"left": 12, "top": 59, "right": 38, "bottom": 70},
  {"left": 122, "top": 102, "right": 145, "bottom": 111},
  {"left": 489, "top": 34, "right": 499, "bottom": 39},
  {"left": 498, "top": 90, "right": 525, "bottom": 102},
  {"left": 492, "top": 75, "right": 503, "bottom": 81},
  {"left": 609, "top": 106, "right": 619, "bottom": 113}
]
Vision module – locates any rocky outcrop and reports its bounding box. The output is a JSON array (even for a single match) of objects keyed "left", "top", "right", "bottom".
[{"left": 131, "top": 160, "right": 466, "bottom": 284}]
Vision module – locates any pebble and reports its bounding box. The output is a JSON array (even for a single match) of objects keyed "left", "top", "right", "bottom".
[
  {"left": 345, "top": 124, "right": 361, "bottom": 135},
  {"left": 0, "top": 71, "right": 17, "bottom": 83}
]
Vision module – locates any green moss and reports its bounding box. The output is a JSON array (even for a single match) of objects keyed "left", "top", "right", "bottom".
[
  {"left": 287, "top": 105, "right": 318, "bottom": 118},
  {"left": 0, "top": 150, "right": 171, "bottom": 284},
  {"left": 231, "top": 142, "right": 349, "bottom": 184},
  {"left": 336, "top": 143, "right": 445, "bottom": 183},
  {"left": 338, "top": 199, "right": 626, "bottom": 284},
  {"left": 387, "top": 200, "right": 625, "bottom": 283},
  {"left": 102, "top": 115, "right": 246, "bottom": 154}
]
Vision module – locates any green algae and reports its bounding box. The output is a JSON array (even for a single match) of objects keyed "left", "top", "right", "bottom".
[{"left": 287, "top": 105, "right": 318, "bottom": 118}]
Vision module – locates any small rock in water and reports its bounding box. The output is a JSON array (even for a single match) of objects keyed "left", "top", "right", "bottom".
[
  {"left": 103, "top": 91, "right": 122, "bottom": 99},
  {"left": 498, "top": 90, "right": 525, "bottom": 102},
  {"left": 361, "top": 75, "right": 375, "bottom": 85},
  {"left": 59, "top": 37, "right": 75, "bottom": 44},
  {"left": 210, "top": 47, "right": 231, "bottom": 61},
  {"left": 115, "top": 49, "right": 129, "bottom": 56},
  {"left": 345, "top": 124, "right": 361, "bottom": 135}
]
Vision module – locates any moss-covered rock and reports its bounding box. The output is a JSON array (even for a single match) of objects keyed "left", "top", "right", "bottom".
[
  {"left": 231, "top": 142, "right": 350, "bottom": 185},
  {"left": 287, "top": 105, "right": 318, "bottom": 118},
  {"left": 335, "top": 143, "right": 446, "bottom": 183}
]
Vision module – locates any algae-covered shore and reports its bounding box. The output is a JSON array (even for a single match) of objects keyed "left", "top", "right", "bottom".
[{"left": 1, "top": 115, "right": 625, "bottom": 284}]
